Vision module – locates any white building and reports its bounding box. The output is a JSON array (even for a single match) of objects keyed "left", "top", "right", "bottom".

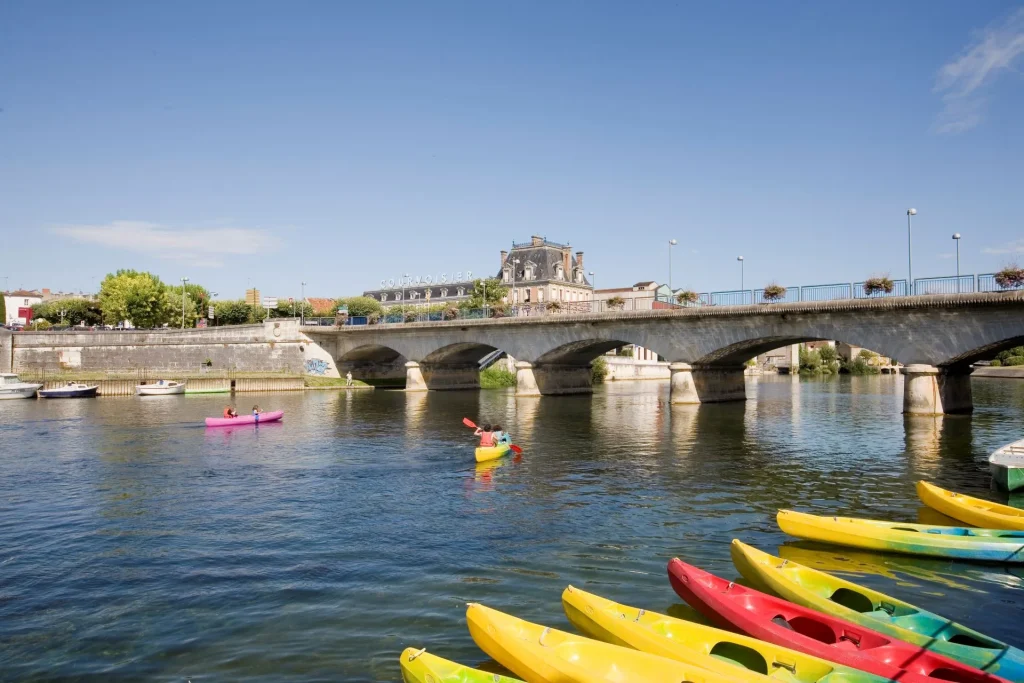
[{"left": 4, "top": 290, "right": 43, "bottom": 326}]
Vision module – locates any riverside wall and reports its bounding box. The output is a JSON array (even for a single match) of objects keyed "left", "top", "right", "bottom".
[{"left": 9, "top": 320, "right": 340, "bottom": 379}]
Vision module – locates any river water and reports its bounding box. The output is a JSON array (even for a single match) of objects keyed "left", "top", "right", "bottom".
[{"left": 2, "top": 376, "right": 1023, "bottom": 681}]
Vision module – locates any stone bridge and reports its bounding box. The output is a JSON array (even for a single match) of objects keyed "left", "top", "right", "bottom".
[{"left": 304, "top": 292, "right": 1024, "bottom": 415}]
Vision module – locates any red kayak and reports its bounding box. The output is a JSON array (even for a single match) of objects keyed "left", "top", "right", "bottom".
[
  {"left": 204, "top": 410, "right": 284, "bottom": 428},
  {"left": 667, "top": 558, "right": 1010, "bottom": 683}
]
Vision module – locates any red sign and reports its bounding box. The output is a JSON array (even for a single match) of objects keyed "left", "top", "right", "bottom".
[{"left": 17, "top": 307, "right": 32, "bottom": 322}]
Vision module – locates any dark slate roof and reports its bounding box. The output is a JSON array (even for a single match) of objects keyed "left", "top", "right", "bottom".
[{"left": 497, "top": 244, "right": 591, "bottom": 287}]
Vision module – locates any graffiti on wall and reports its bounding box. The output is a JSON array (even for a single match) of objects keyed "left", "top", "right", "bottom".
[{"left": 304, "top": 358, "right": 331, "bottom": 376}]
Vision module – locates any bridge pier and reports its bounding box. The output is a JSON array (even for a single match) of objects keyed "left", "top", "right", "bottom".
[
  {"left": 420, "top": 362, "right": 481, "bottom": 390},
  {"left": 514, "top": 361, "right": 592, "bottom": 397},
  {"left": 404, "top": 361, "right": 427, "bottom": 392},
  {"left": 670, "top": 363, "right": 746, "bottom": 404},
  {"left": 903, "top": 364, "right": 973, "bottom": 415}
]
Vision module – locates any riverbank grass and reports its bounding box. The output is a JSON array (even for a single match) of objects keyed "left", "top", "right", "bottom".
[{"left": 480, "top": 366, "right": 516, "bottom": 389}]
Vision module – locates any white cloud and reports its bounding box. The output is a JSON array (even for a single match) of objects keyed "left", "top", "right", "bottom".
[
  {"left": 933, "top": 8, "right": 1024, "bottom": 133},
  {"left": 982, "top": 239, "right": 1024, "bottom": 255},
  {"left": 52, "top": 220, "right": 281, "bottom": 267}
]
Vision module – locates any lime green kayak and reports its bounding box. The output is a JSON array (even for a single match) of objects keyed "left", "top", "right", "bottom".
[{"left": 399, "top": 647, "right": 522, "bottom": 683}]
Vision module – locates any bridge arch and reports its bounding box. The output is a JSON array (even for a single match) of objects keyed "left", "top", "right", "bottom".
[
  {"left": 939, "top": 335, "right": 1024, "bottom": 369},
  {"left": 535, "top": 338, "right": 669, "bottom": 366}
]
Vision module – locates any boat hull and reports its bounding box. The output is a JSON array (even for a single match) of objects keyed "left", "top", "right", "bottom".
[
  {"left": 136, "top": 384, "right": 185, "bottom": 396},
  {"left": 0, "top": 385, "right": 42, "bottom": 399},
  {"left": 205, "top": 411, "right": 283, "bottom": 427},
  {"left": 918, "top": 481, "right": 1024, "bottom": 530},
  {"left": 475, "top": 444, "right": 510, "bottom": 463},
  {"left": 991, "top": 464, "right": 1024, "bottom": 493},
  {"left": 777, "top": 509, "right": 1024, "bottom": 563},
  {"left": 399, "top": 647, "right": 523, "bottom": 683},
  {"left": 39, "top": 386, "right": 98, "bottom": 399},
  {"left": 561, "top": 585, "right": 891, "bottom": 683},
  {"left": 731, "top": 540, "right": 1024, "bottom": 681},
  {"left": 667, "top": 558, "right": 1013, "bottom": 683}
]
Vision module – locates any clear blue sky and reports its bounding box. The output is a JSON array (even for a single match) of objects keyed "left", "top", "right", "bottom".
[{"left": 2, "top": 1, "right": 1023, "bottom": 300}]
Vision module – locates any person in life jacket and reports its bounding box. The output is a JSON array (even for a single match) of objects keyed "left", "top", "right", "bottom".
[{"left": 474, "top": 423, "right": 494, "bottom": 447}]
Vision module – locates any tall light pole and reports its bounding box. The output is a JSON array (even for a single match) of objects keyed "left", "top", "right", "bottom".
[
  {"left": 301, "top": 281, "right": 307, "bottom": 324},
  {"left": 180, "top": 277, "right": 190, "bottom": 329},
  {"left": 210, "top": 292, "right": 218, "bottom": 326},
  {"left": 952, "top": 233, "right": 961, "bottom": 292},
  {"left": 668, "top": 239, "right": 678, "bottom": 295},
  {"left": 589, "top": 271, "right": 595, "bottom": 312},
  {"left": 737, "top": 256, "right": 744, "bottom": 292},
  {"left": 401, "top": 273, "right": 410, "bottom": 321},
  {"left": 512, "top": 258, "right": 520, "bottom": 314},
  {"left": 907, "top": 208, "right": 917, "bottom": 294}
]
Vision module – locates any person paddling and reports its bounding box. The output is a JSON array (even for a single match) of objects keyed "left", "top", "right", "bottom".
[
  {"left": 492, "top": 424, "right": 512, "bottom": 446},
  {"left": 223, "top": 405, "right": 238, "bottom": 419},
  {"left": 474, "top": 423, "right": 494, "bottom": 447}
]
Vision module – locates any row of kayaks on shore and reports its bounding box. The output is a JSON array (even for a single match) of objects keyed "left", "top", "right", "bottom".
[{"left": 400, "top": 540, "right": 1024, "bottom": 683}]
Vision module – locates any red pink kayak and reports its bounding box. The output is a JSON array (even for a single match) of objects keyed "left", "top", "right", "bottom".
[
  {"left": 205, "top": 411, "right": 284, "bottom": 427},
  {"left": 667, "top": 558, "right": 1011, "bottom": 683}
]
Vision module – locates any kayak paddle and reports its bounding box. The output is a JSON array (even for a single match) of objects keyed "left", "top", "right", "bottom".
[
  {"left": 509, "top": 445, "right": 523, "bottom": 454},
  {"left": 462, "top": 418, "right": 477, "bottom": 429}
]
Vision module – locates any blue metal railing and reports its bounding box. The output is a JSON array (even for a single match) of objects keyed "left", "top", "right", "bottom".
[
  {"left": 913, "top": 275, "right": 976, "bottom": 295},
  {"left": 302, "top": 272, "right": 1015, "bottom": 327}
]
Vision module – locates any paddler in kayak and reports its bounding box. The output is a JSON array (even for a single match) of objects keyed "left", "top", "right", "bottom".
[
  {"left": 473, "top": 423, "right": 494, "bottom": 447},
  {"left": 222, "top": 405, "right": 238, "bottom": 419},
  {"left": 492, "top": 424, "right": 512, "bottom": 446}
]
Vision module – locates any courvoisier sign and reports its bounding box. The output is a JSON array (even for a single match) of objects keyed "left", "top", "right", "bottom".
[{"left": 378, "top": 272, "right": 474, "bottom": 290}]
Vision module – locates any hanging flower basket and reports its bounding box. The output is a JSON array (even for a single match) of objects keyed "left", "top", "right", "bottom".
[
  {"left": 546, "top": 300, "right": 563, "bottom": 313},
  {"left": 995, "top": 265, "right": 1024, "bottom": 290},
  {"left": 675, "top": 290, "right": 699, "bottom": 305},
  {"left": 607, "top": 296, "right": 625, "bottom": 310},
  {"left": 761, "top": 283, "right": 787, "bottom": 302},
  {"left": 863, "top": 276, "right": 894, "bottom": 295}
]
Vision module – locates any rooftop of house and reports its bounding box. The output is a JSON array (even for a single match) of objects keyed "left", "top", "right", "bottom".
[
  {"left": 306, "top": 297, "right": 337, "bottom": 315},
  {"left": 5, "top": 290, "right": 42, "bottom": 298},
  {"left": 499, "top": 236, "right": 590, "bottom": 287}
]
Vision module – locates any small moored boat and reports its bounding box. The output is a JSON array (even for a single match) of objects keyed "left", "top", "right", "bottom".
[
  {"left": 989, "top": 439, "right": 1024, "bottom": 492},
  {"left": 136, "top": 380, "right": 186, "bottom": 396},
  {"left": 918, "top": 481, "right": 1024, "bottom": 531},
  {"left": 205, "top": 410, "right": 284, "bottom": 428},
  {"left": 0, "top": 373, "right": 43, "bottom": 399},
  {"left": 39, "top": 382, "right": 99, "bottom": 399},
  {"left": 399, "top": 647, "right": 523, "bottom": 683},
  {"left": 776, "top": 509, "right": 1024, "bottom": 563}
]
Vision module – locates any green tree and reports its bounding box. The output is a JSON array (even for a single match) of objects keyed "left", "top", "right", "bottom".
[
  {"left": 31, "top": 298, "right": 102, "bottom": 326},
  {"left": 460, "top": 278, "right": 508, "bottom": 310},
  {"left": 0, "top": 294, "right": 5, "bottom": 325},
  {"left": 818, "top": 345, "right": 838, "bottom": 363},
  {"left": 334, "top": 296, "right": 383, "bottom": 317},
  {"left": 213, "top": 299, "right": 266, "bottom": 325},
  {"left": 98, "top": 270, "right": 174, "bottom": 328},
  {"left": 270, "top": 300, "right": 314, "bottom": 318}
]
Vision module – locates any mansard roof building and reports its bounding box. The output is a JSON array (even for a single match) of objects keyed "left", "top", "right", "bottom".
[{"left": 499, "top": 236, "right": 592, "bottom": 309}]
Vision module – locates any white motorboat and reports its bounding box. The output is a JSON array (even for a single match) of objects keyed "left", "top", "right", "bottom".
[
  {"left": 990, "top": 438, "right": 1024, "bottom": 492},
  {"left": 0, "top": 373, "right": 43, "bottom": 399},
  {"left": 136, "top": 380, "right": 186, "bottom": 396}
]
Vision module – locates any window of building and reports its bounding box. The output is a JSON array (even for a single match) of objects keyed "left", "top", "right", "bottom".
[
  {"left": 380, "top": 293, "right": 388, "bottom": 302},
  {"left": 457, "top": 287, "right": 465, "bottom": 296},
  {"left": 555, "top": 264, "right": 564, "bottom": 281},
  {"left": 525, "top": 288, "right": 531, "bottom": 302},
  {"left": 395, "top": 292, "right": 402, "bottom": 301},
  {"left": 502, "top": 268, "right": 511, "bottom": 283},
  {"left": 440, "top": 288, "right": 448, "bottom": 297},
  {"left": 523, "top": 261, "right": 536, "bottom": 280},
  {"left": 538, "top": 289, "right": 544, "bottom": 302}
]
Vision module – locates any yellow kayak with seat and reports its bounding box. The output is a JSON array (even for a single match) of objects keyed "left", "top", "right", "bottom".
[
  {"left": 917, "top": 481, "right": 1024, "bottom": 530},
  {"left": 475, "top": 444, "right": 511, "bottom": 463},
  {"left": 561, "top": 585, "right": 890, "bottom": 683},
  {"left": 399, "top": 647, "right": 523, "bottom": 683},
  {"left": 466, "top": 602, "right": 745, "bottom": 683}
]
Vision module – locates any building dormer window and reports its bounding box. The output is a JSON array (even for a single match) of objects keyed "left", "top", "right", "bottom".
[
  {"left": 523, "top": 261, "right": 537, "bottom": 280},
  {"left": 574, "top": 269, "right": 584, "bottom": 284},
  {"left": 440, "top": 288, "right": 448, "bottom": 298},
  {"left": 554, "top": 264, "right": 564, "bottom": 281},
  {"left": 502, "top": 267, "right": 511, "bottom": 283},
  {"left": 457, "top": 287, "right": 465, "bottom": 296},
  {"left": 380, "top": 293, "right": 388, "bottom": 302},
  {"left": 395, "top": 292, "right": 402, "bottom": 301}
]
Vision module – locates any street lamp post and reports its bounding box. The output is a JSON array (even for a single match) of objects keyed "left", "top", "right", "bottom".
[
  {"left": 401, "top": 274, "right": 410, "bottom": 322},
  {"left": 589, "top": 271, "right": 595, "bottom": 312},
  {"left": 907, "top": 208, "right": 917, "bottom": 294},
  {"left": 180, "top": 277, "right": 190, "bottom": 329},
  {"left": 210, "top": 292, "right": 218, "bottom": 326},
  {"left": 301, "top": 281, "right": 307, "bottom": 325},
  {"left": 668, "top": 239, "right": 678, "bottom": 294},
  {"left": 952, "top": 233, "right": 961, "bottom": 292},
  {"left": 512, "top": 259, "right": 520, "bottom": 315},
  {"left": 737, "top": 256, "right": 744, "bottom": 294}
]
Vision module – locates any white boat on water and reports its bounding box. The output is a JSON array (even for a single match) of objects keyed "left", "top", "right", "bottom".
[
  {"left": 0, "top": 373, "right": 43, "bottom": 399},
  {"left": 990, "top": 438, "right": 1024, "bottom": 492},
  {"left": 136, "top": 380, "right": 186, "bottom": 396}
]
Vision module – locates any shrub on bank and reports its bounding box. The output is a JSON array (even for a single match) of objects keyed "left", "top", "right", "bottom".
[
  {"left": 591, "top": 356, "right": 608, "bottom": 383},
  {"left": 480, "top": 366, "right": 517, "bottom": 389},
  {"left": 863, "top": 276, "right": 894, "bottom": 296}
]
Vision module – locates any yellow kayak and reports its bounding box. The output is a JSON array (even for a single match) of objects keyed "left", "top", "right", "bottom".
[
  {"left": 475, "top": 444, "right": 511, "bottom": 463},
  {"left": 561, "top": 585, "right": 886, "bottom": 683},
  {"left": 917, "top": 481, "right": 1024, "bottom": 530},
  {"left": 776, "top": 509, "right": 1024, "bottom": 562},
  {"left": 466, "top": 602, "right": 741, "bottom": 683},
  {"left": 399, "top": 647, "right": 523, "bottom": 683}
]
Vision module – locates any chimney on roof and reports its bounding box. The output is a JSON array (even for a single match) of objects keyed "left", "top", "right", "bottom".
[
  {"left": 500, "top": 250, "right": 508, "bottom": 268},
  {"left": 42, "top": 288, "right": 51, "bottom": 296},
  {"left": 531, "top": 235, "right": 544, "bottom": 246},
  {"left": 575, "top": 251, "right": 584, "bottom": 270}
]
